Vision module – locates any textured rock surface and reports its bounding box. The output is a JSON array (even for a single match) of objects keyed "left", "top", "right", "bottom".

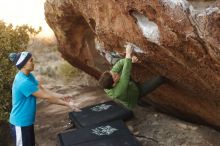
[
  {"left": 32, "top": 42, "right": 220, "bottom": 146},
  {"left": 45, "top": 0, "right": 220, "bottom": 129}
]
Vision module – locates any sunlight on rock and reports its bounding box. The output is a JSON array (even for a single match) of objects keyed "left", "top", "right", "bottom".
[
  {"left": 197, "top": 7, "right": 219, "bottom": 17},
  {"left": 131, "top": 11, "right": 160, "bottom": 44},
  {"left": 189, "top": 4, "right": 219, "bottom": 19},
  {"left": 95, "top": 38, "right": 121, "bottom": 65},
  {"left": 161, "top": 0, "right": 189, "bottom": 10},
  {"left": 126, "top": 42, "right": 144, "bottom": 54},
  {"left": 95, "top": 38, "right": 105, "bottom": 55}
]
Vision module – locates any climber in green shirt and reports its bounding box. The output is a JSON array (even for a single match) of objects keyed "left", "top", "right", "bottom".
[{"left": 98, "top": 45, "right": 166, "bottom": 109}]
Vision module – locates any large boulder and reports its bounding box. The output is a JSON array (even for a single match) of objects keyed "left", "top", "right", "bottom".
[{"left": 45, "top": 0, "right": 220, "bottom": 129}]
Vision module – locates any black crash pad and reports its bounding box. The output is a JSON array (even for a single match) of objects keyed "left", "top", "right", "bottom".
[
  {"left": 72, "top": 135, "right": 141, "bottom": 146},
  {"left": 58, "top": 120, "right": 141, "bottom": 146},
  {"left": 69, "top": 101, "right": 133, "bottom": 128}
]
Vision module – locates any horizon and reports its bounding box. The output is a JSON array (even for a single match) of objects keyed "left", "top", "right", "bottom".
[{"left": 0, "top": 0, "right": 54, "bottom": 37}]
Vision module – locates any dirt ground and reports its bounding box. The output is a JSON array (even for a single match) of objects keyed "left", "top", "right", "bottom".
[
  {"left": 35, "top": 84, "right": 220, "bottom": 146},
  {"left": 31, "top": 37, "right": 220, "bottom": 146}
]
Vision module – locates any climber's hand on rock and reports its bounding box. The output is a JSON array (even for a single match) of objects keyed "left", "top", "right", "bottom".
[
  {"left": 125, "top": 44, "right": 132, "bottom": 58},
  {"left": 132, "top": 56, "right": 138, "bottom": 63}
]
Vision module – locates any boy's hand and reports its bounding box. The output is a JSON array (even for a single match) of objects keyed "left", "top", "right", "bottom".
[
  {"left": 63, "top": 96, "right": 81, "bottom": 112},
  {"left": 68, "top": 101, "right": 81, "bottom": 112}
]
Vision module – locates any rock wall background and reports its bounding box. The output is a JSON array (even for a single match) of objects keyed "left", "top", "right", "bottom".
[{"left": 44, "top": 0, "right": 220, "bottom": 129}]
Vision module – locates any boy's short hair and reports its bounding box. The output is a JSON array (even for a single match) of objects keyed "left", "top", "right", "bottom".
[{"left": 98, "top": 71, "right": 114, "bottom": 89}]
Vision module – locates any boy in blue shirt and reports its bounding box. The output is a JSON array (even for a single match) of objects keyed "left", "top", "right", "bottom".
[{"left": 9, "top": 51, "right": 80, "bottom": 146}]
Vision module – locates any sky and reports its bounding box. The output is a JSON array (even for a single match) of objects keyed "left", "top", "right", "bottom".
[{"left": 0, "top": 0, "right": 54, "bottom": 37}]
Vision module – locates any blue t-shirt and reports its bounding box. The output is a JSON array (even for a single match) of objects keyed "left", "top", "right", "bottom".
[{"left": 9, "top": 71, "right": 39, "bottom": 126}]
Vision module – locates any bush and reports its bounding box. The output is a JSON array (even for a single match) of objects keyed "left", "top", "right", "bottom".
[
  {"left": 57, "top": 60, "right": 80, "bottom": 80},
  {"left": 0, "top": 21, "right": 40, "bottom": 145}
]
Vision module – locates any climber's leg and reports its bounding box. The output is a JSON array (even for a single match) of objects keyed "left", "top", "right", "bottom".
[{"left": 138, "top": 76, "right": 167, "bottom": 98}]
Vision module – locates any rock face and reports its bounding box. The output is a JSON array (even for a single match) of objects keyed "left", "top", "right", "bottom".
[{"left": 45, "top": 0, "right": 220, "bottom": 129}]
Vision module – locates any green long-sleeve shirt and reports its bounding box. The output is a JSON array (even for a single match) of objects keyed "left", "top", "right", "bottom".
[{"left": 105, "top": 58, "right": 139, "bottom": 109}]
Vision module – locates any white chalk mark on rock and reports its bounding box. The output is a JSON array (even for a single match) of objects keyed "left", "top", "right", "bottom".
[{"left": 131, "top": 11, "right": 160, "bottom": 44}]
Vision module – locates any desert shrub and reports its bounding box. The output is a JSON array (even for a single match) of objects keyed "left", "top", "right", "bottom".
[
  {"left": 0, "top": 21, "right": 40, "bottom": 146},
  {"left": 28, "top": 36, "right": 57, "bottom": 53},
  {"left": 57, "top": 60, "right": 80, "bottom": 80},
  {"left": 38, "top": 65, "right": 57, "bottom": 77}
]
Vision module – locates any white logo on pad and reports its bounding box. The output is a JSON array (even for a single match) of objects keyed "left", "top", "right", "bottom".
[
  {"left": 92, "top": 125, "right": 118, "bottom": 136},
  {"left": 91, "top": 104, "right": 112, "bottom": 112}
]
